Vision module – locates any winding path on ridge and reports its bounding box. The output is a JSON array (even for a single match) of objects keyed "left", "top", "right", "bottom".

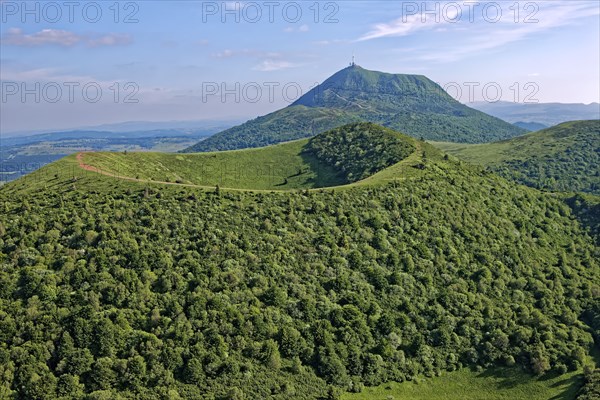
[
  {"left": 75, "top": 142, "right": 422, "bottom": 192},
  {"left": 76, "top": 152, "right": 231, "bottom": 191}
]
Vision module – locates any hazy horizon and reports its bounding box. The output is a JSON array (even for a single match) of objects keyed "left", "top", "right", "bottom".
[{"left": 1, "top": 0, "right": 599, "bottom": 133}]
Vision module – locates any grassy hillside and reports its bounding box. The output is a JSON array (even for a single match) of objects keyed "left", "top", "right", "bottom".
[
  {"left": 185, "top": 65, "right": 524, "bottom": 152},
  {"left": 72, "top": 123, "right": 421, "bottom": 191},
  {"left": 343, "top": 367, "right": 583, "bottom": 400},
  {"left": 433, "top": 120, "right": 600, "bottom": 195},
  {"left": 76, "top": 139, "right": 344, "bottom": 190},
  {"left": 0, "top": 137, "right": 598, "bottom": 399}
]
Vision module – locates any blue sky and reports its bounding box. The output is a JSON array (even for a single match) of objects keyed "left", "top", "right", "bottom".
[{"left": 1, "top": 0, "right": 599, "bottom": 133}]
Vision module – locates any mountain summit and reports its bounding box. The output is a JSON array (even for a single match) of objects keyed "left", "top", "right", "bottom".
[
  {"left": 292, "top": 64, "right": 442, "bottom": 110},
  {"left": 184, "top": 65, "right": 525, "bottom": 152}
]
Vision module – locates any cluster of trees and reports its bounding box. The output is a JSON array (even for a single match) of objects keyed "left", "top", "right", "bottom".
[
  {"left": 0, "top": 151, "right": 598, "bottom": 399},
  {"left": 304, "top": 122, "right": 415, "bottom": 182},
  {"left": 564, "top": 194, "right": 600, "bottom": 244}
]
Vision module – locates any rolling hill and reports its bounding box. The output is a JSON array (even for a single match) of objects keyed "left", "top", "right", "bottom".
[
  {"left": 0, "top": 123, "right": 598, "bottom": 399},
  {"left": 433, "top": 120, "right": 600, "bottom": 195},
  {"left": 184, "top": 65, "right": 525, "bottom": 152},
  {"left": 73, "top": 123, "right": 420, "bottom": 191},
  {"left": 0, "top": 124, "right": 236, "bottom": 184}
]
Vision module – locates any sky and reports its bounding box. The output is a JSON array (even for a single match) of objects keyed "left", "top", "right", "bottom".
[{"left": 1, "top": 0, "right": 599, "bottom": 134}]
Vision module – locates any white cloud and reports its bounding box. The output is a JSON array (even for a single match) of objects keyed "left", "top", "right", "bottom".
[
  {"left": 424, "top": 2, "right": 599, "bottom": 62},
  {"left": 362, "top": 1, "right": 600, "bottom": 62},
  {"left": 358, "top": 16, "right": 428, "bottom": 41},
  {"left": 87, "top": 34, "right": 132, "bottom": 48},
  {"left": 212, "top": 49, "right": 284, "bottom": 59},
  {"left": 252, "top": 60, "right": 296, "bottom": 71},
  {"left": 1, "top": 28, "right": 132, "bottom": 48},
  {"left": 358, "top": 6, "right": 460, "bottom": 41},
  {"left": 214, "top": 49, "right": 235, "bottom": 58},
  {"left": 0, "top": 66, "right": 139, "bottom": 97},
  {"left": 283, "top": 24, "right": 310, "bottom": 33},
  {"left": 2, "top": 28, "right": 81, "bottom": 47},
  {"left": 313, "top": 39, "right": 347, "bottom": 46},
  {"left": 210, "top": 48, "right": 300, "bottom": 71}
]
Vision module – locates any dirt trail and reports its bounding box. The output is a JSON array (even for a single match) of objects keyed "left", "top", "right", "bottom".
[
  {"left": 75, "top": 152, "right": 293, "bottom": 192},
  {"left": 75, "top": 148, "right": 417, "bottom": 192},
  {"left": 76, "top": 152, "right": 208, "bottom": 188}
]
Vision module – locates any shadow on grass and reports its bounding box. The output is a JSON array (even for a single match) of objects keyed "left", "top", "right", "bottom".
[
  {"left": 476, "top": 366, "right": 530, "bottom": 390},
  {"left": 547, "top": 375, "right": 584, "bottom": 400},
  {"left": 299, "top": 144, "right": 347, "bottom": 189},
  {"left": 475, "top": 366, "right": 583, "bottom": 400}
]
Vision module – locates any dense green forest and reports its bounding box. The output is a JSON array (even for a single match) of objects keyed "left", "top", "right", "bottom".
[
  {"left": 434, "top": 120, "right": 600, "bottom": 195},
  {"left": 564, "top": 194, "right": 600, "bottom": 244},
  {"left": 0, "top": 136, "right": 598, "bottom": 398},
  {"left": 184, "top": 65, "right": 524, "bottom": 152},
  {"left": 578, "top": 298, "right": 600, "bottom": 400},
  {"left": 304, "top": 123, "right": 415, "bottom": 182}
]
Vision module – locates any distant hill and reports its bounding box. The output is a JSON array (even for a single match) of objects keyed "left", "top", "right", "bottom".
[
  {"left": 2, "top": 119, "right": 242, "bottom": 138},
  {"left": 1, "top": 127, "right": 223, "bottom": 148},
  {"left": 184, "top": 65, "right": 524, "bottom": 152},
  {"left": 434, "top": 120, "right": 600, "bottom": 195},
  {"left": 513, "top": 121, "right": 548, "bottom": 131},
  {"left": 470, "top": 101, "right": 600, "bottom": 127}
]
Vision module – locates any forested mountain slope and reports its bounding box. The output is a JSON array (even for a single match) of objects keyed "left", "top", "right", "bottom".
[
  {"left": 0, "top": 139, "right": 598, "bottom": 399},
  {"left": 184, "top": 65, "right": 524, "bottom": 152},
  {"left": 434, "top": 120, "right": 600, "bottom": 195}
]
